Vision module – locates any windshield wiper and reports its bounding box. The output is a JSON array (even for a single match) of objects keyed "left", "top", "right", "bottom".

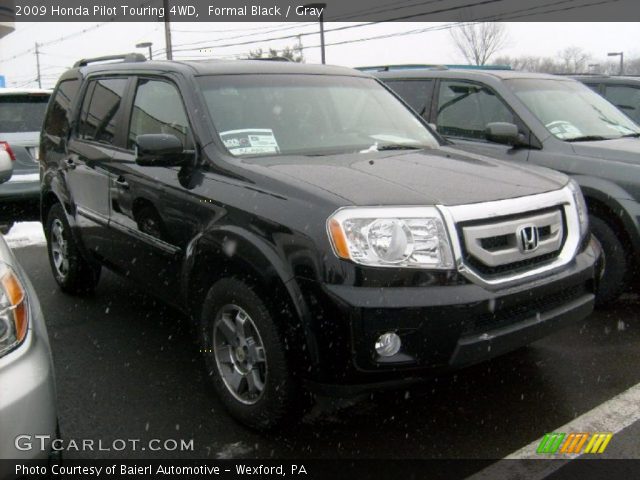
[
  {"left": 565, "top": 135, "right": 610, "bottom": 142},
  {"left": 375, "top": 144, "right": 423, "bottom": 151},
  {"left": 621, "top": 133, "right": 640, "bottom": 138}
]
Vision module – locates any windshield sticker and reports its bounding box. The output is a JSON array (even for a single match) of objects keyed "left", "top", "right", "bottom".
[
  {"left": 546, "top": 121, "right": 583, "bottom": 139},
  {"left": 220, "top": 129, "right": 280, "bottom": 156}
]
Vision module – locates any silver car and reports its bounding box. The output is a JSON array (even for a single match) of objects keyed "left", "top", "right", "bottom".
[
  {"left": 0, "top": 88, "right": 51, "bottom": 201},
  {"left": 0, "top": 157, "right": 57, "bottom": 460}
]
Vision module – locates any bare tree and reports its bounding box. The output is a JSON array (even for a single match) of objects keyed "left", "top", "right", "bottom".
[
  {"left": 248, "top": 43, "right": 304, "bottom": 63},
  {"left": 450, "top": 22, "right": 508, "bottom": 65},
  {"left": 558, "top": 46, "right": 591, "bottom": 73}
]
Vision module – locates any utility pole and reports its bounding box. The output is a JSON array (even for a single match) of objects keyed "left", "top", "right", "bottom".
[
  {"left": 304, "top": 3, "right": 326, "bottom": 64},
  {"left": 163, "top": 0, "right": 173, "bottom": 60},
  {"left": 34, "top": 42, "right": 42, "bottom": 88}
]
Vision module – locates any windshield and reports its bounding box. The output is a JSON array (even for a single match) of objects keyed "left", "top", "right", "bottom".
[
  {"left": 197, "top": 74, "right": 439, "bottom": 157},
  {"left": 0, "top": 94, "right": 51, "bottom": 133},
  {"left": 506, "top": 79, "right": 640, "bottom": 141}
]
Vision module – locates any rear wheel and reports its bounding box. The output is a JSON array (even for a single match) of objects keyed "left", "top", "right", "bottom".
[
  {"left": 45, "top": 203, "right": 101, "bottom": 295},
  {"left": 200, "top": 278, "right": 301, "bottom": 430},
  {"left": 590, "top": 215, "right": 628, "bottom": 307}
]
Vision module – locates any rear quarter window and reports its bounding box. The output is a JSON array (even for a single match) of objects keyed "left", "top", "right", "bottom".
[
  {"left": 0, "top": 93, "right": 51, "bottom": 133},
  {"left": 44, "top": 79, "right": 80, "bottom": 138}
]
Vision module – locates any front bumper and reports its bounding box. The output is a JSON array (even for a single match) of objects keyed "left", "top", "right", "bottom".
[
  {"left": 0, "top": 269, "right": 57, "bottom": 460},
  {"left": 299, "top": 237, "right": 599, "bottom": 395}
]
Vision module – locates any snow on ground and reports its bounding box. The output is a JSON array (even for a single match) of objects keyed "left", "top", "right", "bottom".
[{"left": 3, "top": 221, "right": 46, "bottom": 248}]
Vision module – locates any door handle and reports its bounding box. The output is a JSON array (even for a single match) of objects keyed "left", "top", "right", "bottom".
[
  {"left": 64, "top": 158, "right": 76, "bottom": 170},
  {"left": 115, "top": 176, "right": 129, "bottom": 190}
]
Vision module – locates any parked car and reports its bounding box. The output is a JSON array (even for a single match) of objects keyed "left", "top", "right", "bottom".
[
  {"left": 0, "top": 88, "right": 51, "bottom": 201},
  {"left": 374, "top": 67, "right": 640, "bottom": 305},
  {"left": 0, "top": 157, "right": 58, "bottom": 460},
  {"left": 41, "top": 55, "right": 599, "bottom": 429},
  {"left": 570, "top": 75, "right": 640, "bottom": 125},
  {"left": 0, "top": 149, "right": 12, "bottom": 184}
]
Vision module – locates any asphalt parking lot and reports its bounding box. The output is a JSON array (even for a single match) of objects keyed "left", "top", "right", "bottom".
[{"left": 9, "top": 221, "right": 640, "bottom": 462}]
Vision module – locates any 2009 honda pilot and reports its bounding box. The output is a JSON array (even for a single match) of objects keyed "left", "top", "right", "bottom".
[{"left": 40, "top": 55, "right": 599, "bottom": 429}]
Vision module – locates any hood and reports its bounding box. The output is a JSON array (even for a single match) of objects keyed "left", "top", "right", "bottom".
[
  {"left": 246, "top": 147, "right": 567, "bottom": 207},
  {"left": 570, "top": 137, "right": 640, "bottom": 165}
]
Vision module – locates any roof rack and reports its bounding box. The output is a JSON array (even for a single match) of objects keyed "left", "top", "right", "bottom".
[
  {"left": 248, "top": 57, "right": 293, "bottom": 62},
  {"left": 73, "top": 53, "right": 147, "bottom": 68},
  {"left": 356, "top": 64, "right": 513, "bottom": 72}
]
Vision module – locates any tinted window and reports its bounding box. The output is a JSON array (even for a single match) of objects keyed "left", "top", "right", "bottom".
[
  {"left": 79, "top": 78, "right": 128, "bottom": 144},
  {"left": 45, "top": 79, "right": 80, "bottom": 137},
  {"left": 128, "top": 79, "right": 191, "bottom": 149},
  {"left": 604, "top": 85, "right": 640, "bottom": 124},
  {"left": 0, "top": 94, "right": 51, "bottom": 133},
  {"left": 583, "top": 82, "right": 601, "bottom": 93},
  {"left": 384, "top": 80, "right": 434, "bottom": 117},
  {"left": 436, "top": 81, "right": 514, "bottom": 140}
]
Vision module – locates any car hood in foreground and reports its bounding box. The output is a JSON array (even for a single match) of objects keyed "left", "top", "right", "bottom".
[{"left": 246, "top": 147, "right": 567, "bottom": 207}]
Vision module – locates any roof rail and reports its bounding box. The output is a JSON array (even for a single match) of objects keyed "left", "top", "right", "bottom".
[
  {"left": 356, "top": 64, "right": 448, "bottom": 72},
  {"left": 248, "top": 57, "right": 293, "bottom": 62},
  {"left": 356, "top": 64, "right": 513, "bottom": 72},
  {"left": 73, "top": 53, "right": 147, "bottom": 68}
]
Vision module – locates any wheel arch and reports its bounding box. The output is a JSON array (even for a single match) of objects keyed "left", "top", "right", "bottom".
[{"left": 183, "top": 227, "right": 317, "bottom": 375}]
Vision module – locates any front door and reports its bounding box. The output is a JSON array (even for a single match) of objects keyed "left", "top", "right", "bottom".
[{"left": 434, "top": 79, "right": 530, "bottom": 163}]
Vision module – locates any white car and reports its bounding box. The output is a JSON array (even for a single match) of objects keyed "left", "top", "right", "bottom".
[{"left": 0, "top": 156, "right": 58, "bottom": 461}]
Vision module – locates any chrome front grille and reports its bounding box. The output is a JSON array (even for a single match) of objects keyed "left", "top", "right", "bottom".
[
  {"left": 460, "top": 208, "right": 565, "bottom": 271},
  {"left": 438, "top": 187, "right": 582, "bottom": 289}
]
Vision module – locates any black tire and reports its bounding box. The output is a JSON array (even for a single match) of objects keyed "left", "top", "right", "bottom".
[
  {"left": 200, "top": 277, "right": 301, "bottom": 430},
  {"left": 45, "top": 203, "right": 101, "bottom": 295},
  {"left": 590, "top": 215, "right": 628, "bottom": 307}
]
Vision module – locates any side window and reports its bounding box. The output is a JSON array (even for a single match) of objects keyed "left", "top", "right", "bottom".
[
  {"left": 128, "top": 79, "right": 191, "bottom": 150},
  {"left": 436, "top": 81, "right": 514, "bottom": 141},
  {"left": 44, "top": 79, "right": 80, "bottom": 138},
  {"left": 583, "top": 82, "right": 601, "bottom": 93},
  {"left": 78, "top": 77, "right": 128, "bottom": 144},
  {"left": 384, "top": 80, "right": 434, "bottom": 117},
  {"left": 604, "top": 85, "right": 640, "bottom": 124}
]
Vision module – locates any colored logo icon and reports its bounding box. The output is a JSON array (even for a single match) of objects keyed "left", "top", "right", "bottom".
[{"left": 537, "top": 432, "right": 613, "bottom": 455}]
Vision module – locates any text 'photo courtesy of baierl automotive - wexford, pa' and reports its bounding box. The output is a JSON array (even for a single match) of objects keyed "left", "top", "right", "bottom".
[{"left": 1, "top": 0, "right": 640, "bottom": 479}]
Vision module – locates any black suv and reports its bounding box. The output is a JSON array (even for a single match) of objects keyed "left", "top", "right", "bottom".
[
  {"left": 41, "top": 55, "right": 598, "bottom": 429},
  {"left": 375, "top": 68, "right": 640, "bottom": 304}
]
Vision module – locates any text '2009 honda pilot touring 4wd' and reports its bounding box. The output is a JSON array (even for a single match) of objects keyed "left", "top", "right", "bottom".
[{"left": 40, "top": 55, "right": 599, "bottom": 429}]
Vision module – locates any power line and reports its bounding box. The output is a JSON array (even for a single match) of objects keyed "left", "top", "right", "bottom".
[{"left": 171, "top": 0, "right": 509, "bottom": 53}]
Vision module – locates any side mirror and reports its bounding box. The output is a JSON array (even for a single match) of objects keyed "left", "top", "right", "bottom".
[
  {"left": 485, "top": 122, "right": 525, "bottom": 146},
  {"left": 135, "top": 134, "right": 188, "bottom": 167},
  {"left": 0, "top": 151, "right": 13, "bottom": 184}
]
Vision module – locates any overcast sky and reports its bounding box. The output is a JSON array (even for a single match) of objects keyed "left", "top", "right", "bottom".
[{"left": 0, "top": 21, "right": 638, "bottom": 88}]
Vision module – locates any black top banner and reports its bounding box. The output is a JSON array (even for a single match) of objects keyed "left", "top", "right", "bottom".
[{"left": 1, "top": 0, "right": 639, "bottom": 22}]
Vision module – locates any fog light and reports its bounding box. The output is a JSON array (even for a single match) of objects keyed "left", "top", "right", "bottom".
[{"left": 375, "top": 332, "right": 401, "bottom": 357}]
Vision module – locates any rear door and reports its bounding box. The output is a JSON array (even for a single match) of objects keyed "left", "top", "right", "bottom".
[
  {"left": 66, "top": 76, "right": 131, "bottom": 257},
  {"left": 433, "top": 79, "right": 530, "bottom": 162},
  {"left": 0, "top": 92, "right": 50, "bottom": 178}
]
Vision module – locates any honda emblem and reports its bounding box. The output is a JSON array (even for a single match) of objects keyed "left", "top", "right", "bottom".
[{"left": 517, "top": 224, "right": 539, "bottom": 253}]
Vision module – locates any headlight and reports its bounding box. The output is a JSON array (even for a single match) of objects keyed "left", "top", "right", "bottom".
[
  {"left": 568, "top": 179, "right": 589, "bottom": 238},
  {"left": 327, "top": 207, "right": 454, "bottom": 268},
  {"left": 0, "top": 262, "right": 28, "bottom": 357}
]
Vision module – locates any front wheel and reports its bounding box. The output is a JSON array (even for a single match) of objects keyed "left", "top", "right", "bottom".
[
  {"left": 200, "top": 278, "right": 301, "bottom": 430},
  {"left": 45, "top": 203, "right": 101, "bottom": 295},
  {"left": 590, "top": 215, "right": 628, "bottom": 307}
]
